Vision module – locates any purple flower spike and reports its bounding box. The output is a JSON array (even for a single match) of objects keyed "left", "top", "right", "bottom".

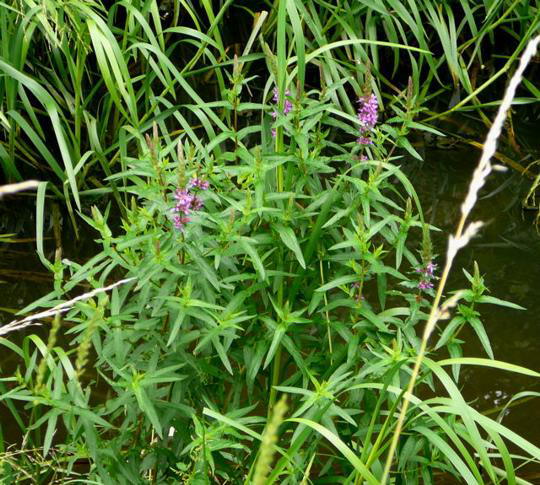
[
  {"left": 357, "top": 94, "right": 378, "bottom": 130},
  {"left": 172, "top": 180, "right": 210, "bottom": 231},
  {"left": 356, "top": 93, "right": 378, "bottom": 146},
  {"left": 174, "top": 189, "right": 194, "bottom": 214},
  {"left": 357, "top": 137, "right": 373, "bottom": 145},
  {"left": 418, "top": 280, "right": 434, "bottom": 291},
  {"left": 173, "top": 215, "right": 191, "bottom": 231},
  {"left": 188, "top": 178, "right": 209, "bottom": 190},
  {"left": 271, "top": 128, "right": 277, "bottom": 138}
]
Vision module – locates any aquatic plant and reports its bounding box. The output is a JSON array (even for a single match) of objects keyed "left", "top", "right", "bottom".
[
  {"left": 0, "top": 2, "right": 539, "bottom": 484},
  {"left": 2, "top": 49, "right": 540, "bottom": 483},
  {"left": 0, "top": 0, "right": 537, "bottom": 209}
]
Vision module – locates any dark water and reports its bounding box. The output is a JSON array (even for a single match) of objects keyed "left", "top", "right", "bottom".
[
  {"left": 0, "top": 200, "right": 99, "bottom": 323},
  {"left": 408, "top": 145, "right": 540, "bottom": 456},
  {"left": 1, "top": 143, "right": 539, "bottom": 471}
]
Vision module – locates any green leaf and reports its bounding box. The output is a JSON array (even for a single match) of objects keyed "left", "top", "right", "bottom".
[
  {"left": 264, "top": 324, "right": 286, "bottom": 370},
  {"left": 437, "top": 358, "right": 540, "bottom": 378},
  {"left": 468, "top": 317, "right": 494, "bottom": 359},
  {"left": 203, "top": 408, "right": 262, "bottom": 441},
  {"left": 133, "top": 384, "right": 163, "bottom": 439},
  {"left": 413, "top": 426, "right": 479, "bottom": 484},
  {"left": 316, "top": 274, "right": 358, "bottom": 293},
  {"left": 35, "top": 181, "right": 51, "bottom": 269},
  {"left": 275, "top": 224, "right": 305, "bottom": 269},
  {"left": 477, "top": 295, "right": 525, "bottom": 310},
  {"left": 239, "top": 237, "right": 266, "bottom": 281},
  {"left": 288, "top": 418, "right": 379, "bottom": 485}
]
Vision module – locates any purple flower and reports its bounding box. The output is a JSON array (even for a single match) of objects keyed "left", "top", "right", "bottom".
[
  {"left": 271, "top": 128, "right": 277, "bottom": 138},
  {"left": 416, "top": 261, "right": 437, "bottom": 277},
  {"left": 174, "top": 189, "right": 194, "bottom": 214},
  {"left": 418, "top": 280, "right": 434, "bottom": 291},
  {"left": 171, "top": 180, "right": 210, "bottom": 231},
  {"left": 188, "top": 178, "right": 209, "bottom": 190},
  {"left": 356, "top": 93, "right": 378, "bottom": 146},
  {"left": 283, "top": 99, "right": 293, "bottom": 115},
  {"left": 415, "top": 260, "right": 437, "bottom": 292},
  {"left": 273, "top": 88, "right": 291, "bottom": 102},
  {"left": 173, "top": 215, "right": 191, "bottom": 231},
  {"left": 272, "top": 88, "right": 293, "bottom": 116},
  {"left": 357, "top": 94, "right": 378, "bottom": 130},
  {"left": 426, "top": 262, "right": 437, "bottom": 276},
  {"left": 357, "top": 137, "right": 373, "bottom": 145}
]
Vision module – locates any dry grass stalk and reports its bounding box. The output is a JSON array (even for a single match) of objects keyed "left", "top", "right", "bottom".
[
  {"left": 0, "top": 277, "right": 135, "bottom": 337},
  {"left": 0, "top": 180, "right": 40, "bottom": 198}
]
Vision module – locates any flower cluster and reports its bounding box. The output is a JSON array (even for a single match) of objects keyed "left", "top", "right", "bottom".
[
  {"left": 172, "top": 177, "right": 209, "bottom": 231},
  {"left": 356, "top": 93, "right": 378, "bottom": 145},
  {"left": 416, "top": 261, "right": 437, "bottom": 292},
  {"left": 271, "top": 87, "right": 293, "bottom": 137},
  {"left": 350, "top": 282, "right": 365, "bottom": 302}
]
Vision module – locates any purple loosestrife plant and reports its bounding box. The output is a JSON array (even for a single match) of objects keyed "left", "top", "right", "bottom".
[
  {"left": 356, "top": 93, "right": 378, "bottom": 145},
  {"left": 416, "top": 261, "right": 437, "bottom": 292},
  {"left": 271, "top": 87, "right": 293, "bottom": 137},
  {"left": 172, "top": 177, "right": 209, "bottom": 231},
  {"left": 9, "top": 75, "right": 532, "bottom": 485}
]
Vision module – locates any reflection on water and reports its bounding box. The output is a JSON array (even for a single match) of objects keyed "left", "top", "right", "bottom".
[
  {"left": 1, "top": 204, "right": 52, "bottom": 320},
  {"left": 0, "top": 202, "right": 99, "bottom": 325},
  {"left": 408, "top": 146, "right": 540, "bottom": 450}
]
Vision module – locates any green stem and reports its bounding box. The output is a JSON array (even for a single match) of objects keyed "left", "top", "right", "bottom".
[{"left": 379, "top": 221, "right": 459, "bottom": 484}]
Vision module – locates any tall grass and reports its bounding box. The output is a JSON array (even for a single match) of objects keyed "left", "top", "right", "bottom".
[
  {"left": 0, "top": 0, "right": 243, "bottom": 211},
  {"left": 1, "top": 0, "right": 537, "bottom": 205}
]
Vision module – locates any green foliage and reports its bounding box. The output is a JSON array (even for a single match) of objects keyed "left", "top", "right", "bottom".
[
  {"left": 1, "top": 0, "right": 539, "bottom": 483},
  {"left": 0, "top": 0, "right": 538, "bottom": 202},
  {"left": 2, "top": 65, "right": 539, "bottom": 482}
]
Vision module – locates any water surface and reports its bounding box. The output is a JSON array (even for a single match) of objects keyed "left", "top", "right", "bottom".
[{"left": 409, "top": 145, "right": 540, "bottom": 456}]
